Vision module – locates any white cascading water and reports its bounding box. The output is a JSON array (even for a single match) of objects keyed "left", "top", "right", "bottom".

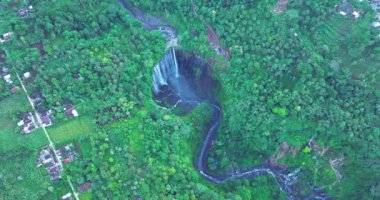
[{"left": 152, "top": 48, "right": 179, "bottom": 94}]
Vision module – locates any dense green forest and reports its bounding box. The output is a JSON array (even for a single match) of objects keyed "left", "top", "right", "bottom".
[{"left": 0, "top": 0, "right": 379, "bottom": 199}]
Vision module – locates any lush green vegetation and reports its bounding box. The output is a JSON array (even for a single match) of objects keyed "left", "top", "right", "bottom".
[{"left": 0, "top": 0, "right": 379, "bottom": 199}]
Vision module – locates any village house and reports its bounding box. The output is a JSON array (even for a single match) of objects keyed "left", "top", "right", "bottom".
[
  {"left": 37, "top": 146, "right": 63, "bottom": 181},
  {"left": 17, "top": 112, "right": 38, "bottom": 134},
  {"left": 77, "top": 182, "right": 91, "bottom": 193},
  {"left": 17, "top": 5, "right": 33, "bottom": 18},
  {"left": 23, "top": 71, "right": 31, "bottom": 79},
  {"left": 0, "top": 32, "right": 13, "bottom": 43},
  {"left": 56, "top": 143, "right": 78, "bottom": 164},
  {"left": 37, "top": 108, "right": 54, "bottom": 127},
  {"left": 64, "top": 102, "right": 79, "bottom": 118},
  {"left": 31, "top": 91, "right": 44, "bottom": 107}
]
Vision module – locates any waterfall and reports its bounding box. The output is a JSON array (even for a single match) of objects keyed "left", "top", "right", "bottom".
[
  {"left": 172, "top": 48, "right": 179, "bottom": 78},
  {"left": 152, "top": 48, "right": 179, "bottom": 94}
]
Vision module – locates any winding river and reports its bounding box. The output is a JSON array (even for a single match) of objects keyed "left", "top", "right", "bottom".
[{"left": 117, "top": 1, "right": 331, "bottom": 199}]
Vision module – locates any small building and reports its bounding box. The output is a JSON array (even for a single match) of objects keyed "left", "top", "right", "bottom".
[
  {"left": 23, "top": 71, "right": 31, "bottom": 79},
  {"left": 18, "top": 112, "right": 38, "bottom": 134},
  {"left": 38, "top": 108, "right": 54, "bottom": 127},
  {"left": 72, "top": 72, "right": 82, "bottom": 80},
  {"left": 17, "top": 5, "right": 33, "bottom": 18},
  {"left": 0, "top": 32, "right": 13, "bottom": 43},
  {"left": 31, "top": 91, "right": 44, "bottom": 107},
  {"left": 61, "top": 193, "right": 73, "bottom": 200},
  {"left": 64, "top": 102, "right": 79, "bottom": 118},
  {"left": 77, "top": 182, "right": 91, "bottom": 193}
]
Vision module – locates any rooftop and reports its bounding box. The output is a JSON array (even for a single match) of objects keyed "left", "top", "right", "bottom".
[
  {"left": 17, "top": 5, "right": 33, "bottom": 18},
  {"left": 31, "top": 91, "right": 44, "bottom": 107},
  {"left": 78, "top": 182, "right": 91, "bottom": 192},
  {"left": 64, "top": 102, "right": 79, "bottom": 117},
  {"left": 18, "top": 112, "right": 38, "bottom": 134}
]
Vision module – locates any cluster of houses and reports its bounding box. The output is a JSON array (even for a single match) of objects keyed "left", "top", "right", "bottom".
[
  {"left": 16, "top": 89, "right": 80, "bottom": 134},
  {"left": 37, "top": 146, "right": 63, "bottom": 181},
  {"left": 37, "top": 143, "right": 79, "bottom": 181},
  {"left": 56, "top": 143, "right": 79, "bottom": 164},
  {"left": 1, "top": 65, "right": 32, "bottom": 93},
  {"left": 17, "top": 92, "right": 54, "bottom": 134},
  {"left": 1, "top": 2, "right": 87, "bottom": 196}
]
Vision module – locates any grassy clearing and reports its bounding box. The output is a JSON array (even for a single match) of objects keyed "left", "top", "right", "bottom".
[
  {"left": 79, "top": 192, "right": 91, "bottom": 200},
  {"left": 47, "top": 116, "right": 95, "bottom": 145},
  {"left": 0, "top": 92, "right": 49, "bottom": 153}
]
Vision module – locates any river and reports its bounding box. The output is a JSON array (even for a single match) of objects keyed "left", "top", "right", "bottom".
[{"left": 117, "top": 0, "right": 331, "bottom": 199}]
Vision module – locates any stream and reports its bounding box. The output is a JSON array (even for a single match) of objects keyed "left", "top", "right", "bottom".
[{"left": 117, "top": 1, "right": 331, "bottom": 199}]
